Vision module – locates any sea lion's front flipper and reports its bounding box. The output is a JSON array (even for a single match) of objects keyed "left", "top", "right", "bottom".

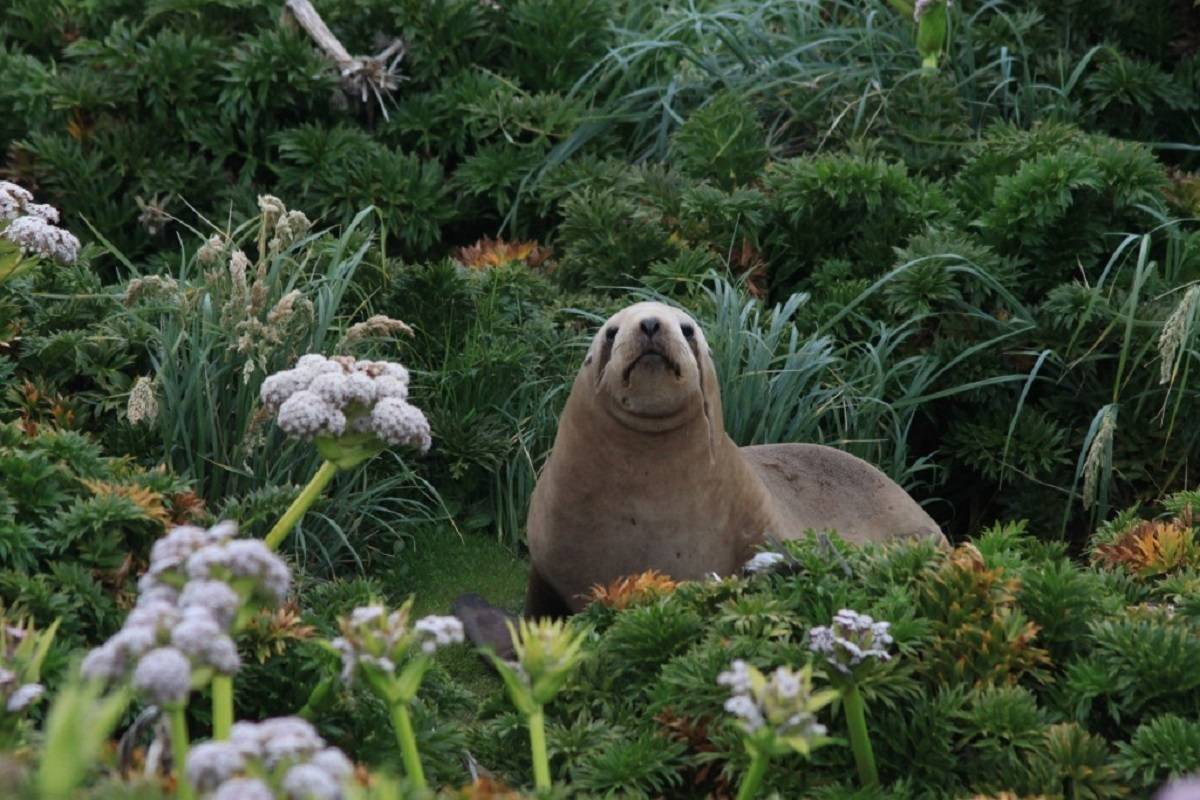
[{"left": 451, "top": 593, "right": 519, "bottom": 661}]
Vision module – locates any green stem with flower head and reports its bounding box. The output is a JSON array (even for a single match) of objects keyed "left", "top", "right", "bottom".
[
  {"left": 735, "top": 745, "right": 769, "bottom": 800},
  {"left": 390, "top": 701, "right": 426, "bottom": 792},
  {"left": 264, "top": 459, "right": 338, "bottom": 551},
  {"left": 842, "top": 683, "right": 878, "bottom": 788},
  {"left": 528, "top": 705, "right": 551, "bottom": 791},
  {"left": 168, "top": 705, "right": 194, "bottom": 800}
]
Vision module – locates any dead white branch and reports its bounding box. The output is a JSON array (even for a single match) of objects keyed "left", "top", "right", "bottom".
[{"left": 282, "top": 0, "right": 406, "bottom": 119}]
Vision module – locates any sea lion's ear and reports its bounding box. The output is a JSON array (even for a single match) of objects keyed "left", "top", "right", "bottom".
[
  {"left": 688, "top": 332, "right": 720, "bottom": 463},
  {"left": 592, "top": 325, "right": 616, "bottom": 386}
]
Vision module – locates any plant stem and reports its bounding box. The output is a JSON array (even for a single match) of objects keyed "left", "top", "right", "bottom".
[
  {"left": 211, "top": 675, "right": 233, "bottom": 740},
  {"left": 528, "top": 705, "right": 551, "bottom": 792},
  {"left": 297, "top": 676, "right": 333, "bottom": 720},
  {"left": 168, "top": 706, "right": 194, "bottom": 800},
  {"left": 735, "top": 747, "right": 769, "bottom": 800},
  {"left": 264, "top": 459, "right": 338, "bottom": 551},
  {"left": 390, "top": 702, "right": 426, "bottom": 793},
  {"left": 842, "top": 683, "right": 879, "bottom": 788}
]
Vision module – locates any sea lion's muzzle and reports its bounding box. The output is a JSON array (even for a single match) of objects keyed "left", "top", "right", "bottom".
[{"left": 622, "top": 346, "right": 683, "bottom": 383}]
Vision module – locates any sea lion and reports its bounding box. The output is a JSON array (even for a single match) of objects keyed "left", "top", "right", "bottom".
[{"left": 522, "top": 301, "right": 945, "bottom": 617}]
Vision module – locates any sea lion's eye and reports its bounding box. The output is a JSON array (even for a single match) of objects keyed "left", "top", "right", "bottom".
[
  {"left": 681, "top": 323, "right": 695, "bottom": 339},
  {"left": 605, "top": 327, "right": 618, "bottom": 341}
]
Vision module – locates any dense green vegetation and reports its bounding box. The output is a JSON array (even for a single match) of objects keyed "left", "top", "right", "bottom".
[{"left": 1, "top": 0, "right": 1199, "bottom": 797}]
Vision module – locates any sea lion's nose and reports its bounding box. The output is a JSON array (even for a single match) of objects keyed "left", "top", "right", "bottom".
[{"left": 639, "top": 317, "right": 661, "bottom": 337}]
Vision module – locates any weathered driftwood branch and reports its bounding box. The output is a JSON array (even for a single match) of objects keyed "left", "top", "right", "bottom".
[{"left": 282, "top": 0, "right": 406, "bottom": 119}]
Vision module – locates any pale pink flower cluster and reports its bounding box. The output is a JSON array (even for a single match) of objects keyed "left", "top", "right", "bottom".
[
  {"left": 0, "top": 665, "right": 44, "bottom": 715},
  {"left": 261, "top": 354, "right": 431, "bottom": 452},
  {"left": 717, "top": 660, "right": 828, "bottom": 741},
  {"left": 809, "top": 609, "right": 893, "bottom": 676},
  {"left": 188, "top": 717, "right": 353, "bottom": 800},
  {"left": 0, "top": 181, "right": 80, "bottom": 264},
  {"left": 332, "top": 605, "right": 463, "bottom": 685},
  {"left": 81, "top": 521, "right": 291, "bottom": 706}
]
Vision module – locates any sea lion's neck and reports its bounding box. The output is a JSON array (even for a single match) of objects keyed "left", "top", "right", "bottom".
[{"left": 563, "top": 391, "right": 718, "bottom": 464}]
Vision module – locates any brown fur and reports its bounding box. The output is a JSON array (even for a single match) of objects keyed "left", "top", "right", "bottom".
[{"left": 525, "top": 302, "right": 944, "bottom": 615}]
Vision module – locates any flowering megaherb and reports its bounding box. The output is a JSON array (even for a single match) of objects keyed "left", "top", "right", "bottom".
[
  {"left": 808, "top": 609, "right": 894, "bottom": 678},
  {"left": 81, "top": 521, "right": 290, "bottom": 706},
  {"left": 331, "top": 601, "right": 463, "bottom": 695},
  {"left": 187, "top": 716, "right": 353, "bottom": 800},
  {"left": 487, "top": 618, "right": 589, "bottom": 792},
  {"left": 717, "top": 660, "right": 836, "bottom": 756},
  {"left": 808, "top": 610, "right": 894, "bottom": 789},
  {"left": 329, "top": 600, "right": 463, "bottom": 792},
  {"left": 0, "top": 180, "right": 80, "bottom": 265},
  {"left": 261, "top": 353, "right": 431, "bottom": 465}
]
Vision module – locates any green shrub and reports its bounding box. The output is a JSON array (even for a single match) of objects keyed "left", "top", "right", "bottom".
[
  {"left": 764, "top": 153, "right": 955, "bottom": 299},
  {"left": 0, "top": 422, "right": 194, "bottom": 653},
  {"left": 670, "top": 90, "right": 768, "bottom": 191}
]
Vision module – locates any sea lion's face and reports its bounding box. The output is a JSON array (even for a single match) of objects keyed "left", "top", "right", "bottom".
[{"left": 585, "top": 301, "right": 711, "bottom": 432}]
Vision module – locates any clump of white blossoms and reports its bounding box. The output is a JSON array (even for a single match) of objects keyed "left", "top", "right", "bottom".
[
  {"left": 0, "top": 180, "right": 80, "bottom": 265},
  {"left": 187, "top": 716, "right": 353, "bottom": 800},
  {"left": 808, "top": 609, "right": 894, "bottom": 678},
  {"left": 81, "top": 520, "right": 290, "bottom": 703},
  {"left": 717, "top": 660, "right": 836, "bottom": 758},
  {"left": 0, "top": 667, "right": 43, "bottom": 713},
  {"left": 332, "top": 601, "right": 463, "bottom": 688},
  {"left": 261, "top": 353, "right": 431, "bottom": 464},
  {"left": 743, "top": 551, "right": 786, "bottom": 575}
]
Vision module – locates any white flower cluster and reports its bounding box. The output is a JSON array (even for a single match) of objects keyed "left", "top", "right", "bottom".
[
  {"left": 743, "top": 551, "right": 785, "bottom": 575},
  {"left": 187, "top": 716, "right": 353, "bottom": 800},
  {"left": 0, "top": 181, "right": 80, "bottom": 264},
  {"left": 260, "top": 354, "right": 431, "bottom": 452},
  {"left": 414, "top": 615, "right": 466, "bottom": 654},
  {"left": 332, "top": 605, "right": 463, "bottom": 685},
  {"left": 0, "top": 667, "right": 44, "bottom": 713},
  {"left": 808, "top": 609, "right": 893, "bottom": 677},
  {"left": 81, "top": 521, "right": 291, "bottom": 706},
  {"left": 718, "top": 660, "right": 828, "bottom": 742}
]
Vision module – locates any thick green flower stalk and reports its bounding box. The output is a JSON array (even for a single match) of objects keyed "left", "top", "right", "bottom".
[
  {"left": 331, "top": 597, "right": 465, "bottom": 793},
  {"left": 259, "top": 351, "right": 431, "bottom": 551},
  {"left": 718, "top": 661, "right": 838, "bottom": 800},
  {"left": 809, "top": 609, "right": 895, "bottom": 788},
  {"left": 889, "top": 0, "right": 952, "bottom": 69},
  {"left": 487, "top": 618, "right": 588, "bottom": 792}
]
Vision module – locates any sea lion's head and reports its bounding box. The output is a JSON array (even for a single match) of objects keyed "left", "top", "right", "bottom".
[{"left": 583, "top": 301, "right": 718, "bottom": 434}]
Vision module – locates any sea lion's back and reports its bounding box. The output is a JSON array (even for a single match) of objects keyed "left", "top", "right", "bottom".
[{"left": 740, "top": 443, "right": 946, "bottom": 546}]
